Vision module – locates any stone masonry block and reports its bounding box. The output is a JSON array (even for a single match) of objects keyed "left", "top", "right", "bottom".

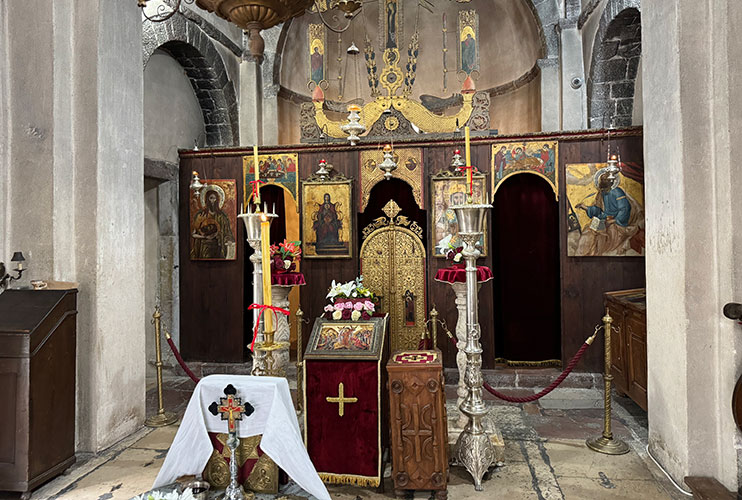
[
  {"left": 595, "top": 58, "right": 628, "bottom": 83},
  {"left": 615, "top": 98, "right": 634, "bottom": 116},
  {"left": 611, "top": 81, "right": 635, "bottom": 99}
]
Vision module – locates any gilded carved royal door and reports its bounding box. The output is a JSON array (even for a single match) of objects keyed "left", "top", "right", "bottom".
[{"left": 360, "top": 200, "right": 427, "bottom": 352}]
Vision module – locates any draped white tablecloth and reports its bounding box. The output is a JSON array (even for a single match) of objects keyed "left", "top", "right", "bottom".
[{"left": 153, "top": 375, "right": 330, "bottom": 500}]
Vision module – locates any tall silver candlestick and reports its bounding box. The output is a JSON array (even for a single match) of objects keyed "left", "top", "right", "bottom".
[
  {"left": 238, "top": 204, "right": 276, "bottom": 376},
  {"left": 452, "top": 202, "right": 495, "bottom": 491}
]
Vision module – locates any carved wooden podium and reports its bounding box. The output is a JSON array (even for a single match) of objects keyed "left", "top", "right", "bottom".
[{"left": 387, "top": 350, "right": 448, "bottom": 499}]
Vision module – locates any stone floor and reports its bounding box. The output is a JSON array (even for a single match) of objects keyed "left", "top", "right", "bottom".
[{"left": 0, "top": 374, "right": 690, "bottom": 500}]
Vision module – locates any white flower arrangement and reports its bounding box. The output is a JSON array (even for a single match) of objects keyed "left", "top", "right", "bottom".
[
  {"left": 132, "top": 489, "right": 197, "bottom": 500},
  {"left": 324, "top": 276, "right": 376, "bottom": 321},
  {"left": 325, "top": 276, "right": 374, "bottom": 300}
]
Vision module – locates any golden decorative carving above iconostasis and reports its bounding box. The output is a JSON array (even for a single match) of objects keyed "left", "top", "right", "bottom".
[{"left": 276, "top": 0, "right": 545, "bottom": 145}]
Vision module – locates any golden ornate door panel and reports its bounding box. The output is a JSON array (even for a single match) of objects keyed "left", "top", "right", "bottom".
[{"left": 360, "top": 206, "right": 426, "bottom": 352}]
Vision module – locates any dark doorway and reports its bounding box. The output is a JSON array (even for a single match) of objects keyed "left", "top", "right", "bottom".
[
  {"left": 358, "top": 178, "right": 427, "bottom": 248},
  {"left": 259, "top": 185, "right": 287, "bottom": 244},
  {"left": 492, "top": 174, "right": 560, "bottom": 363}
]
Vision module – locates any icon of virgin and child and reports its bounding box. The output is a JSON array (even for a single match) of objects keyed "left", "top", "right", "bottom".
[{"left": 312, "top": 192, "right": 349, "bottom": 255}]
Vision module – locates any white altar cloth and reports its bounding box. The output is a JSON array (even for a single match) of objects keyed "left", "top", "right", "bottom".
[{"left": 153, "top": 375, "right": 330, "bottom": 500}]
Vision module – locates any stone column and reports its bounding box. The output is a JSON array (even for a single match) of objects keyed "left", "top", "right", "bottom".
[
  {"left": 559, "top": 19, "right": 588, "bottom": 130},
  {"left": 538, "top": 58, "right": 561, "bottom": 131},
  {"left": 643, "top": 0, "right": 742, "bottom": 490},
  {"left": 450, "top": 281, "right": 481, "bottom": 428},
  {"left": 2, "top": 0, "right": 145, "bottom": 452},
  {"left": 271, "top": 284, "right": 292, "bottom": 375}
]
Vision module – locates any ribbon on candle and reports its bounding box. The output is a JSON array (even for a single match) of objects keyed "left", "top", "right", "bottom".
[
  {"left": 247, "top": 303, "right": 290, "bottom": 351},
  {"left": 249, "top": 179, "right": 265, "bottom": 203},
  {"left": 456, "top": 164, "right": 475, "bottom": 195}
]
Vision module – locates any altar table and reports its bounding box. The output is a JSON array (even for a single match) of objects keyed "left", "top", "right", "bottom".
[{"left": 153, "top": 375, "right": 330, "bottom": 500}]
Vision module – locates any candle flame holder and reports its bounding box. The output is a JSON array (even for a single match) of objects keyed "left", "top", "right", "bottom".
[
  {"left": 239, "top": 204, "right": 278, "bottom": 376},
  {"left": 451, "top": 202, "right": 495, "bottom": 491}
]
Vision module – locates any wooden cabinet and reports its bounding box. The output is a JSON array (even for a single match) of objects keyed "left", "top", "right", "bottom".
[
  {"left": 604, "top": 288, "right": 647, "bottom": 411},
  {"left": 0, "top": 289, "right": 77, "bottom": 496},
  {"left": 387, "top": 350, "right": 448, "bottom": 500}
]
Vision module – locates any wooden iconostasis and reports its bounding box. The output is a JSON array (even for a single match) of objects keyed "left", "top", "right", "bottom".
[{"left": 178, "top": 128, "right": 645, "bottom": 372}]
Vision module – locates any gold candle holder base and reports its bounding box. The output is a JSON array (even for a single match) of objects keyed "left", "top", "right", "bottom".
[
  {"left": 586, "top": 436, "right": 629, "bottom": 455},
  {"left": 145, "top": 411, "right": 179, "bottom": 428},
  {"left": 254, "top": 327, "right": 289, "bottom": 377}
]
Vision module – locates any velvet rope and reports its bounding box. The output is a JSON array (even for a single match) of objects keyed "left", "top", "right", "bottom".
[
  {"left": 444, "top": 330, "right": 595, "bottom": 403},
  {"left": 164, "top": 335, "right": 200, "bottom": 384},
  {"left": 247, "top": 303, "right": 290, "bottom": 351}
]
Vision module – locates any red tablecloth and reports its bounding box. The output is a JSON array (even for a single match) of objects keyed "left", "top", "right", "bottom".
[
  {"left": 271, "top": 272, "right": 306, "bottom": 286},
  {"left": 434, "top": 265, "right": 493, "bottom": 284}
]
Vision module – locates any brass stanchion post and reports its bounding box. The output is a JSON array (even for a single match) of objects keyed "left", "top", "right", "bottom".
[
  {"left": 146, "top": 306, "right": 178, "bottom": 427},
  {"left": 430, "top": 306, "right": 439, "bottom": 350},
  {"left": 586, "top": 310, "right": 629, "bottom": 454},
  {"left": 296, "top": 307, "right": 304, "bottom": 413}
]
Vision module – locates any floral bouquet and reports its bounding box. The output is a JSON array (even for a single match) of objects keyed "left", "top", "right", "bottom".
[
  {"left": 446, "top": 241, "right": 464, "bottom": 268},
  {"left": 270, "top": 239, "right": 301, "bottom": 274},
  {"left": 323, "top": 276, "right": 376, "bottom": 320}
]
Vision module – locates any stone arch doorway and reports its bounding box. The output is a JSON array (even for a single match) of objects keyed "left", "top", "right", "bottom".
[
  {"left": 491, "top": 173, "right": 560, "bottom": 365},
  {"left": 359, "top": 179, "right": 427, "bottom": 352},
  {"left": 588, "top": 1, "right": 642, "bottom": 128},
  {"left": 143, "top": 18, "right": 239, "bottom": 146}
]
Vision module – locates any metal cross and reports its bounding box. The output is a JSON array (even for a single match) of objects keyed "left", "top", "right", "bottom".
[
  {"left": 208, "top": 384, "right": 253, "bottom": 434},
  {"left": 326, "top": 382, "right": 358, "bottom": 417},
  {"left": 218, "top": 394, "right": 246, "bottom": 433}
]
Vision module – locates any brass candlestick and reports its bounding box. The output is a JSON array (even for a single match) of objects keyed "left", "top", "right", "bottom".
[
  {"left": 586, "top": 311, "right": 629, "bottom": 455},
  {"left": 254, "top": 328, "right": 289, "bottom": 377},
  {"left": 145, "top": 306, "right": 178, "bottom": 428}
]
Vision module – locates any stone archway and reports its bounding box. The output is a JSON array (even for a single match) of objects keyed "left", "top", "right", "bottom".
[
  {"left": 143, "top": 16, "right": 239, "bottom": 146},
  {"left": 588, "top": 0, "right": 642, "bottom": 128}
]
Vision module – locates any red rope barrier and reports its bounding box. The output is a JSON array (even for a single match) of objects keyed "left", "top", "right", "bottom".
[
  {"left": 444, "top": 330, "right": 596, "bottom": 403},
  {"left": 164, "top": 335, "right": 200, "bottom": 384}
]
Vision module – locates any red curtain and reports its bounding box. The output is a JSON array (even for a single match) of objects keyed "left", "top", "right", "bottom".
[{"left": 491, "top": 174, "right": 560, "bottom": 362}]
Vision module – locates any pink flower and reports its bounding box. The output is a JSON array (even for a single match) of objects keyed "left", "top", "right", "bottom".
[
  {"left": 324, "top": 305, "right": 334, "bottom": 313},
  {"left": 334, "top": 302, "right": 345, "bottom": 310},
  {"left": 353, "top": 302, "right": 365, "bottom": 311},
  {"left": 344, "top": 301, "right": 354, "bottom": 309},
  {"left": 364, "top": 300, "right": 375, "bottom": 311}
]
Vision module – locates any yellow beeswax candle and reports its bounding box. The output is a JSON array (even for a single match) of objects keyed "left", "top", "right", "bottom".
[{"left": 260, "top": 214, "right": 273, "bottom": 334}]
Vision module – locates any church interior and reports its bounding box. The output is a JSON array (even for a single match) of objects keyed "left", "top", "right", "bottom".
[{"left": 1, "top": 0, "right": 741, "bottom": 499}]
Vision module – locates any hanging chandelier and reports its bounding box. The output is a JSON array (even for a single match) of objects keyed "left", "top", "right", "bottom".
[{"left": 139, "top": 0, "right": 363, "bottom": 59}]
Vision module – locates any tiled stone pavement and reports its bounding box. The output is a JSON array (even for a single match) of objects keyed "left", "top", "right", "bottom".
[{"left": 0, "top": 375, "right": 686, "bottom": 500}]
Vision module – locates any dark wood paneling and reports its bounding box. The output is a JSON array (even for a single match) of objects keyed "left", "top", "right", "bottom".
[
  {"left": 179, "top": 156, "right": 246, "bottom": 362},
  {"left": 298, "top": 150, "right": 360, "bottom": 354},
  {"left": 179, "top": 129, "right": 645, "bottom": 372},
  {"left": 558, "top": 136, "right": 646, "bottom": 372}
]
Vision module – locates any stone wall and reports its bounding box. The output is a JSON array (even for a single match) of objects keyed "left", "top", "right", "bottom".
[
  {"left": 0, "top": 0, "right": 146, "bottom": 452},
  {"left": 644, "top": 0, "right": 742, "bottom": 491},
  {"left": 587, "top": 1, "right": 641, "bottom": 127}
]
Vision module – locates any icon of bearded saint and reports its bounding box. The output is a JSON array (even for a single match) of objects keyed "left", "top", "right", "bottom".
[
  {"left": 191, "top": 188, "right": 235, "bottom": 259},
  {"left": 574, "top": 170, "right": 644, "bottom": 256}
]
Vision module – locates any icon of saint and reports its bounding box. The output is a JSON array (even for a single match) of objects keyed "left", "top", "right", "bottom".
[{"left": 191, "top": 188, "right": 235, "bottom": 259}]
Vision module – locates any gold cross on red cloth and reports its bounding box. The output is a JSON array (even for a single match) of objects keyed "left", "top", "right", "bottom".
[{"left": 326, "top": 382, "right": 358, "bottom": 417}]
